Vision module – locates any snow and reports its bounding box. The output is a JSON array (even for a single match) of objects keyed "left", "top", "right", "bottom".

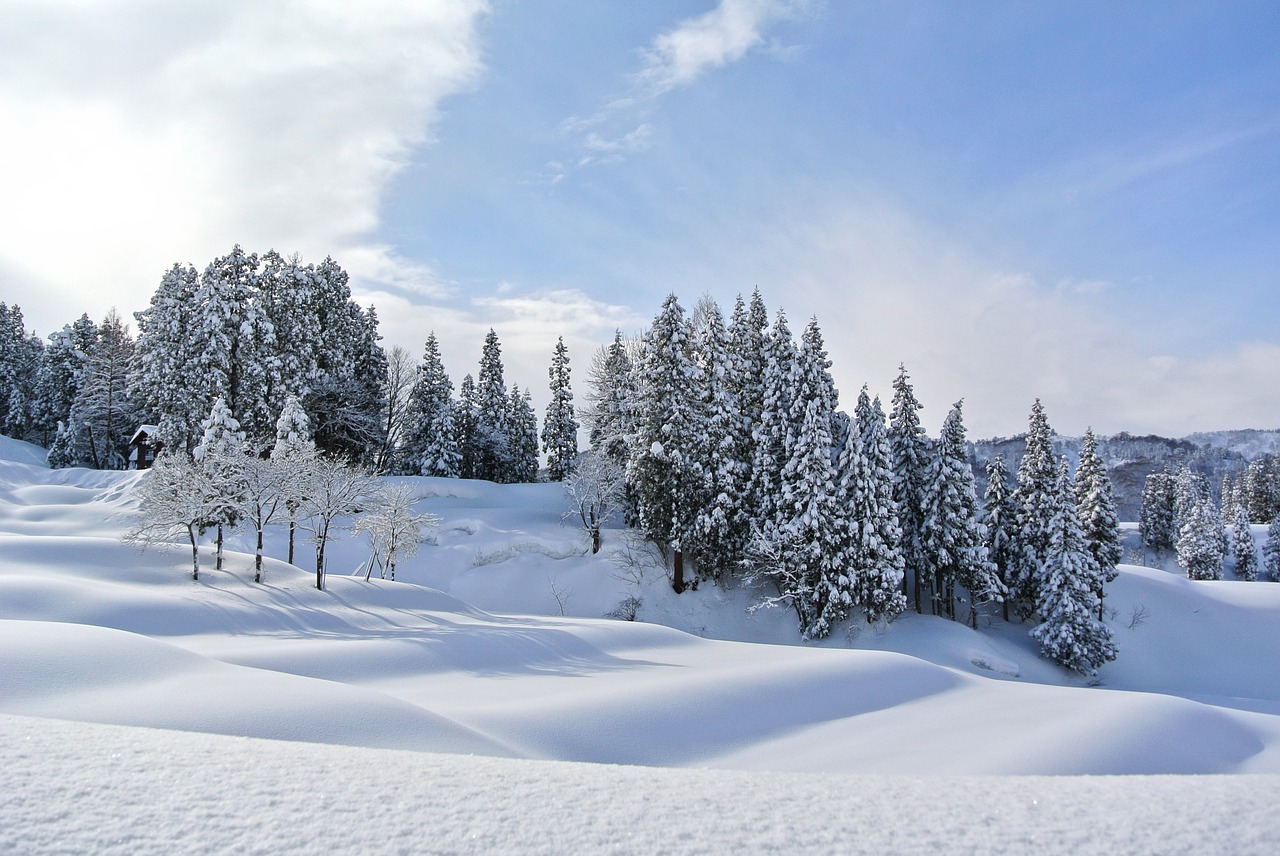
[{"left": 2, "top": 441, "right": 1280, "bottom": 852}]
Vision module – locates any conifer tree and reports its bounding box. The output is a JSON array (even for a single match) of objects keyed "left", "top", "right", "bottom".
[
  {"left": 687, "top": 299, "right": 750, "bottom": 581},
  {"left": 749, "top": 310, "right": 797, "bottom": 538},
  {"left": 131, "top": 262, "right": 207, "bottom": 450},
  {"left": 271, "top": 395, "right": 317, "bottom": 566},
  {"left": 1029, "top": 458, "right": 1117, "bottom": 675},
  {"left": 921, "top": 400, "right": 1001, "bottom": 624},
  {"left": 585, "top": 330, "right": 638, "bottom": 467},
  {"left": 1075, "top": 428, "right": 1122, "bottom": 618},
  {"left": 35, "top": 313, "right": 97, "bottom": 451},
  {"left": 1010, "top": 399, "right": 1059, "bottom": 620},
  {"left": 889, "top": 364, "right": 931, "bottom": 613},
  {"left": 59, "top": 310, "right": 141, "bottom": 470},
  {"left": 1264, "top": 515, "right": 1280, "bottom": 582},
  {"left": 456, "top": 373, "right": 479, "bottom": 479},
  {"left": 510, "top": 385, "right": 541, "bottom": 483},
  {"left": 726, "top": 290, "right": 768, "bottom": 520},
  {"left": 193, "top": 397, "right": 247, "bottom": 572},
  {"left": 473, "top": 329, "right": 513, "bottom": 481},
  {"left": 1231, "top": 505, "right": 1259, "bottom": 581},
  {"left": 1177, "top": 496, "right": 1225, "bottom": 580},
  {"left": 542, "top": 337, "right": 578, "bottom": 481},
  {"left": 981, "top": 456, "right": 1018, "bottom": 621},
  {"left": 838, "top": 387, "right": 906, "bottom": 624},
  {"left": 628, "top": 294, "right": 703, "bottom": 591},
  {"left": 1139, "top": 471, "right": 1178, "bottom": 556},
  {"left": 0, "top": 302, "right": 44, "bottom": 440}
]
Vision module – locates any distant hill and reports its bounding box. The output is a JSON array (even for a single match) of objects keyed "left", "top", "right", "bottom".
[{"left": 970, "top": 430, "right": 1280, "bottom": 522}]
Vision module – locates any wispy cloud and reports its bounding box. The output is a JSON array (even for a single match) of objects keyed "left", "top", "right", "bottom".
[{"left": 556, "top": 0, "right": 809, "bottom": 175}]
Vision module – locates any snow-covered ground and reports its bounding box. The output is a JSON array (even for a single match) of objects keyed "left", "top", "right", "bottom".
[{"left": 2, "top": 433, "right": 1278, "bottom": 853}]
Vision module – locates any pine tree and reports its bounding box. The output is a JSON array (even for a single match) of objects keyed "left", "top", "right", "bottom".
[
  {"left": 193, "top": 397, "right": 247, "bottom": 572},
  {"left": 1029, "top": 458, "right": 1117, "bottom": 676},
  {"left": 456, "top": 373, "right": 479, "bottom": 478},
  {"left": 399, "top": 334, "right": 459, "bottom": 476},
  {"left": 687, "top": 299, "right": 750, "bottom": 582},
  {"left": 1075, "top": 428, "right": 1122, "bottom": 618},
  {"left": 1264, "top": 515, "right": 1280, "bottom": 582},
  {"left": 132, "top": 262, "right": 203, "bottom": 450},
  {"left": 921, "top": 400, "right": 1001, "bottom": 624},
  {"left": 60, "top": 310, "right": 141, "bottom": 470},
  {"left": 271, "top": 394, "right": 317, "bottom": 566},
  {"left": 726, "top": 291, "right": 768, "bottom": 521},
  {"left": 749, "top": 310, "right": 797, "bottom": 538},
  {"left": 889, "top": 364, "right": 931, "bottom": 613},
  {"left": 473, "top": 329, "right": 512, "bottom": 482},
  {"left": 542, "top": 337, "right": 579, "bottom": 481},
  {"left": 585, "top": 330, "right": 638, "bottom": 467},
  {"left": 0, "top": 302, "right": 45, "bottom": 440},
  {"left": 981, "top": 456, "right": 1018, "bottom": 622},
  {"left": 1177, "top": 496, "right": 1225, "bottom": 581},
  {"left": 1139, "top": 471, "right": 1178, "bottom": 556},
  {"left": 837, "top": 387, "right": 906, "bottom": 625},
  {"left": 35, "top": 313, "right": 97, "bottom": 451},
  {"left": 510, "top": 386, "right": 540, "bottom": 483},
  {"left": 1010, "top": 399, "right": 1058, "bottom": 620},
  {"left": 1231, "top": 505, "right": 1259, "bottom": 581},
  {"left": 628, "top": 294, "right": 704, "bottom": 592}
]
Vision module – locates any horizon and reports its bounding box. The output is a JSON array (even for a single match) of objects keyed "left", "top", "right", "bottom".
[{"left": 3, "top": 1, "right": 1277, "bottom": 438}]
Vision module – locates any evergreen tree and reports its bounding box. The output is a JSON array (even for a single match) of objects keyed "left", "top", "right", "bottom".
[
  {"left": 132, "top": 262, "right": 202, "bottom": 450},
  {"left": 1139, "top": 471, "right": 1178, "bottom": 556},
  {"left": 1231, "top": 506, "right": 1259, "bottom": 581},
  {"left": 921, "top": 400, "right": 1001, "bottom": 624},
  {"left": 1264, "top": 515, "right": 1280, "bottom": 582},
  {"left": 1177, "top": 496, "right": 1225, "bottom": 581},
  {"left": 510, "top": 386, "right": 540, "bottom": 483},
  {"left": 837, "top": 387, "right": 906, "bottom": 624},
  {"left": 889, "top": 364, "right": 931, "bottom": 613},
  {"left": 57, "top": 310, "right": 141, "bottom": 470},
  {"left": 34, "top": 313, "right": 98, "bottom": 449},
  {"left": 0, "top": 302, "right": 46, "bottom": 441},
  {"left": 585, "top": 330, "right": 638, "bottom": 467},
  {"left": 473, "top": 329, "right": 513, "bottom": 481},
  {"left": 1010, "top": 399, "right": 1059, "bottom": 620},
  {"left": 271, "top": 394, "right": 317, "bottom": 566},
  {"left": 981, "top": 456, "right": 1018, "bottom": 622},
  {"left": 748, "top": 310, "right": 797, "bottom": 538},
  {"left": 726, "top": 290, "right": 768, "bottom": 521},
  {"left": 193, "top": 397, "right": 247, "bottom": 571},
  {"left": 1075, "top": 428, "right": 1122, "bottom": 618},
  {"left": 456, "top": 373, "right": 479, "bottom": 478},
  {"left": 1029, "top": 458, "right": 1117, "bottom": 676},
  {"left": 542, "top": 337, "right": 578, "bottom": 481},
  {"left": 687, "top": 299, "right": 751, "bottom": 581},
  {"left": 628, "top": 294, "right": 704, "bottom": 592}
]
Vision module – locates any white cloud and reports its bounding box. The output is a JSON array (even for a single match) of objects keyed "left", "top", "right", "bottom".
[
  {"left": 0, "top": 0, "right": 487, "bottom": 333},
  {"left": 633, "top": 0, "right": 810, "bottom": 96}
]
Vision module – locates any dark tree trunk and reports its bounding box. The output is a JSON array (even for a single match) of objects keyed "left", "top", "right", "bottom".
[
  {"left": 591, "top": 528, "right": 601, "bottom": 554},
  {"left": 315, "top": 525, "right": 326, "bottom": 590},
  {"left": 188, "top": 526, "right": 200, "bottom": 581},
  {"left": 254, "top": 526, "right": 264, "bottom": 583},
  {"left": 216, "top": 524, "right": 224, "bottom": 571},
  {"left": 672, "top": 548, "right": 685, "bottom": 593},
  {"left": 288, "top": 517, "right": 296, "bottom": 565}
]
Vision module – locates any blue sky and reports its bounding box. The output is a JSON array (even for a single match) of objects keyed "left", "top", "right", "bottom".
[{"left": 2, "top": 1, "right": 1278, "bottom": 437}]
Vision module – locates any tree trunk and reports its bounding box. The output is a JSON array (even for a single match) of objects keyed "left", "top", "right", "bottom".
[
  {"left": 913, "top": 570, "right": 922, "bottom": 614},
  {"left": 591, "top": 528, "right": 601, "bottom": 554},
  {"left": 255, "top": 526, "right": 264, "bottom": 583},
  {"left": 315, "top": 524, "right": 326, "bottom": 590},
  {"left": 216, "top": 524, "right": 224, "bottom": 571},
  {"left": 672, "top": 548, "right": 685, "bottom": 593},
  {"left": 288, "top": 517, "right": 296, "bottom": 565},
  {"left": 188, "top": 526, "right": 200, "bottom": 581}
]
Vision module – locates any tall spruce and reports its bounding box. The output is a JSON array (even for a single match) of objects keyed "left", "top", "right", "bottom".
[
  {"left": 1139, "top": 471, "right": 1178, "bottom": 556},
  {"left": 1075, "top": 428, "right": 1122, "bottom": 618},
  {"left": 981, "top": 456, "right": 1018, "bottom": 621},
  {"left": 889, "top": 364, "right": 931, "bottom": 613},
  {"left": 1177, "top": 496, "right": 1225, "bottom": 580},
  {"left": 1010, "top": 399, "right": 1059, "bottom": 620},
  {"left": 1029, "top": 457, "right": 1117, "bottom": 675},
  {"left": 838, "top": 387, "right": 907, "bottom": 624},
  {"left": 1231, "top": 506, "right": 1259, "bottom": 581},
  {"left": 1264, "top": 515, "right": 1280, "bottom": 582},
  {"left": 586, "top": 330, "right": 638, "bottom": 467},
  {"left": 401, "top": 333, "right": 459, "bottom": 476},
  {"left": 542, "top": 337, "right": 578, "bottom": 481},
  {"left": 749, "top": 310, "right": 798, "bottom": 538}
]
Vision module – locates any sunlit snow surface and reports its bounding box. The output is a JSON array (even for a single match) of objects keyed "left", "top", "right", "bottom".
[{"left": 1, "top": 434, "right": 1278, "bottom": 853}]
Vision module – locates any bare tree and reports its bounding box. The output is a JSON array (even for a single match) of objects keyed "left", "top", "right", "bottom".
[
  {"left": 354, "top": 482, "right": 438, "bottom": 580},
  {"left": 376, "top": 345, "right": 417, "bottom": 473},
  {"left": 235, "top": 445, "right": 284, "bottom": 583},
  {"left": 301, "top": 456, "right": 375, "bottom": 590},
  {"left": 563, "top": 453, "right": 626, "bottom": 554},
  {"left": 123, "top": 454, "right": 220, "bottom": 580}
]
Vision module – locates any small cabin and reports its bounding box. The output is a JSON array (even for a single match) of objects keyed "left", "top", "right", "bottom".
[{"left": 129, "top": 425, "right": 163, "bottom": 470}]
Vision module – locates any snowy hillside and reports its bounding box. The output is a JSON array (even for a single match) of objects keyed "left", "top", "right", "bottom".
[{"left": 2, "top": 442, "right": 1279, "bottom": 851}]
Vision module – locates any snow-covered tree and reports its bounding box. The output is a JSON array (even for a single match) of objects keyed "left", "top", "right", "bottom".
[
  {"left": 402, "top": 333, "right": 459, "bottom": 478},
  {"left": 193, "top": 397, "right": 247, "bottom": 572},
  {"left": 124, "top": 453, "right": 221, "bottom": 580},
  {"left": 1075, "top": 428, "right": 1121, "bottom": 618},
  {"left": 1139, "top": 471, "right": 1178, "bottom": 556},
  {"left": 981, "top": 455, "right": 1018, "bottom": 622},
  {"left": 564, "top": 453, "right": 626, "bottom": 554},
  {"left": 51, "top": 310, "right": 141, "bottom": 470},
  {"left": 921, "top": 400, "right": 1001, "bottom": 624},
  {"left": 1177, "top": 496, "right": 1225, "bottom": 581},
  {"left": 628, "top": 294, "right": 704, "bottom": 592},
  {"left": 725, "top": 291, "right": 768, "bottom": 523},
  {"left": 376, "top": 345, "right": 417, "bottom": 474},
  {"left": 584, "top": 330, "right": 638, "bottom": 467},
  {"left": 748, "top": 310, "right": 797, "bottom": 538},
  {"left": 131, "top": 262, "right": 203, "bottom": 450},
  {"left": 838, "top": 387, "right": 906, "bottom": 625},
  {"left": 456, "top": 373, "right": 478, "bottom": 478},
  {"left": 0, "top": 302, "right": 45, "bottom": 441},
  {"left": 1231, "top": 506, "right": 1259, "bottom": 581},
  {"left": 889, "top": 364, "right": 931, "bottom": 613},
  {"left": 472, "top": 329, "right": 512, "bottom": 482},
  {"left": 235, "top": 446, "right": 283, "bottom": 583},
  {"left": 354, "top": 482, "right": 437, "bottom": 581},
  {"left": 35, "top": 313, "right": 97, "bottom": 451},
  {"left": 1264, "top": 515, "right": 1280, "bottom": 582},
  {"left": 542, "top": 337, "right": 578, "bottom": 481},
  {"left": 302, "top": 456, "right": 374, "bottom": 590},
  {"left": 1029, "top": 458, "right": 1118, "bottom": 676},
  {"left": 1010, "top": 399, "right": 1059, "bottom": 620},
  {"left": 271, "top": 395, "right": 317, "bottom": 566},
  {"left": 509, "top": 386, "right": 540, "bottom": 483}
]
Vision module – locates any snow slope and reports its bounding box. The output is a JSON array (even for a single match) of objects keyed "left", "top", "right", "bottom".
[{"left": 2, "top": 443, "right": 1279, "bottom": 851}]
